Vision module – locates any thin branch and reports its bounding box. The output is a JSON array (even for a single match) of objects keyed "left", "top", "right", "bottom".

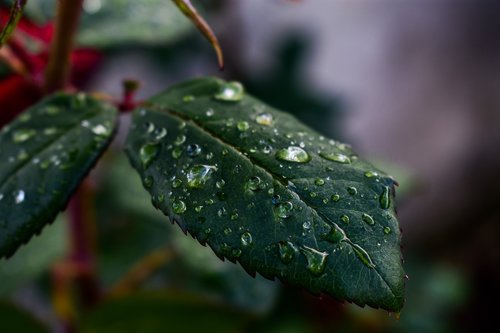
[
  {"left": 0, "top": 0, "right": 27, "bottom": 47},
  {"left": 43, "top": 0, "right": 84, "bottom": 93}
]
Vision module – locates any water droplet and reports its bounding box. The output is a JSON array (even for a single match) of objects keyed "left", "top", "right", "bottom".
[
  {"left": 216, "top": 179, "right": 225, "bottom": 189},
  {"left": 341, "top": 215, "right": 350, "bottom": 224},
  {"left": 172, "top": 147, "right": 183, "bottom": 159},
  {"left": 350, "top": 243, "right": 375, "bottom": 268},
  {"left": 241, "top": 232, "right": 253, "bottom": 247},
  {"left": 314, "top": 178, "right": 325, "bottom": 186},
  {"left": 194, "top": 205, "right": 203, "bottom": 213},
  {"left": 139, "top": 142, "right": 160, "bottom": 169},
  {"left": 12, "top": 129, "right": 36, "bottom": 143},
  {"left": 143, "top": 176, "right": 153, "bottom": 188},
  {"left": 237, "top": 121, "right": 249, "bottom": 132},
  {"left": 347, "top": 186, "right": 357, "bottom": 195},
  {"left": 383, "top": 226, "right": 392, "bottom": 234},
  {"left": 232, "top": 248, "right": 242, "bottom": 258},
  {"left": 276, "top": 146, "right": 311, "bottom": 163},
  {"left": 224, "top": 227, "right": 232, "bottom": 235},
  {"left": 41, "top": 106, "right": 60, "bottom": 115},
  {"left": 14, "top": 190, "right": 25, "bottom": 204},
  {"left": 217, "top": 207, "right": 227, "bottom": 217},
  {"left": 153, "top": 127, "right": 167, "bottom": 140},
  {"left": 300, "top": 245, "right": 328, "bottom": 276},
  {"left": 143, "top": 122, "right": 155, "bottom": 133},
  {"left": 186, "top": 144, "right": 201, "bottom": 157},
  {"left": 19, "top": 113, "right": 31, "bottom": 122},
  {"left": 172, "top": 179, "right": 183, "bottom": 188},
  {"left": 331, "top": 194, "right": 340, "bottom": 202},
  {"left": 278, "top": 241, "right": 296, "bottom": 263},
  {"left": 91, "top": 124, "right": 110, "bottom": 136},
  {"left": 322, "top": 223, "right": 346, "bottom": 243},
  {"left": 172, "top": 200, "right": 186, "bottom": 214},
  {"left": 261, "top": 145, "right": 272, "bottom": 154},
  {"left": 271, "top": 194, "right": 281, "bottom": 205},
  {"left": 43, "top": 127, "right": 58, "bottom": 135},
  {"left": 362, "top": 213, "right": 375, "bottom": 225},
  {"left": 246, "top": 176, "right": 261, "bottom": 191},
  {"left": 255, "top": 112, "right": 273, "bottom": 126},
  {"left": 206, "top": 108, "right": 214, "bottom": 117},
  {"left": 214, "top": 81, "right": 244, "bottom": 101},
  {"left": 309, "top": 192, "right": 317, "bottom": 198},
  {"left": 186, "top": 165, "right": 216, "bottom": 188},
  {"left": 230, "top": 211, "right": 239, "bottom": 220},
  {"left": 380, "top": 186, "right": 391, "bottom": 209},
  {"left": 364, "top": 171, "right": 379, "bottom": 178},
  {"left": 274, "top": 201, "right": 293, "bottom": 218},
  {"left": 183, "top": 95, "right": 195, "bottom": 102},
  {"left": 174, "top": 135, "right": 186, "bottom": 146},
  {"left": 319, "top": 152, "right": 351, "bottom": 164}
]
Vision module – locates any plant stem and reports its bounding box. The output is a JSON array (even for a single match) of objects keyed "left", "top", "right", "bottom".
[{"left": 43, "top": 0, "right": 84, "bottom": 93}]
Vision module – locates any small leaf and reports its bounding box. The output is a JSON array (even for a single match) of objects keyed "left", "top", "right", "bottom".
[
  {"left": 171, "top": 0, "right": 224, "bottom": 69},
  {"left": 0, "top": 93, "right": 117, "bottom": 258},
  {"left": 0, "top": 0, "right": 27, "bottom": 47},
  {"left": 125, "top": 77, "right": 405, "bottom": 311}
]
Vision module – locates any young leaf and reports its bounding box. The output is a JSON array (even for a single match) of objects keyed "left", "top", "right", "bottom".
[
  {"left": 0, "top": 93, "right": 117, "bottom": 258},
  {"left": 171, "top": 0, "right": 224, "bottom": 69},
  {"left": 125, "top": 77, "right": 405, "bottom": 312}
]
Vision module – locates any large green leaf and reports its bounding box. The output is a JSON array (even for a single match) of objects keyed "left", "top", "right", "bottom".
[
  {"left": 125, "top": 77, "right": 405, "bottom": 311},
  {"left": 0, "top": 93, "right": 117, "bottom": 258}
]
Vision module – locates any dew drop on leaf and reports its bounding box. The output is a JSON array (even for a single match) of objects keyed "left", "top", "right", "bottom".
[
  {"left": 186, "top": 144, "right": 201, "bottom": 157},
  {"left": 186, "top": 164, "right": 216, "bottom": 188},
  {"left": 300, "top": 245, "right": 328, "bottom": 276},
  {"left": 276, "top": 146, "right": 311, "bottom": 163},
  {"left": 274, "top": 201, "right": 293, "bottom": 219},
  {"left": 384, "top": 226, "right": 392, "bottom": 235},
  {"left": 172, "top": 200, "right": 187, "bottom": 214},
  {"left": 14, "top": 190, "right": 25, "bottom": 204},
  {"left": 349, "top": 243, "right": 375, "bottom": 268},
  {"left": 255, "top": 112, "right": 273, "bottom": 126},
  {"left": 214, "top": 81, "right": 244, "bottom": 101},
  {"left": 380, "top": 186, "right": 391, "bottom": 209},
  {"left": 241, "top": 232, "right": 253, "bottom": 247},
  {"left": 278, "top": 241, "right": 296, "bottom": 264},
  {"left": 362, "top": 213, "right": 375, "bottom": 226},
  {"left": 246, "top": 176, "right": 261, "bottom": 191},
  {"left": 364, "top": 171, "right": 379, "bottom": 178},
  {"left": 12, "top": 129, "right": 36, "bottom": 143},
  {"left": 347, "top": 186, "right": 357, "bottom": 195},
  {"left": 315, "top": 178, "right": 325, "bottom": 186},
  {"left": 331, "top": 194, "right": 340, "bottom": 202},
  {"left": 139, "top": 142, "right": 160, "bottom": 169},
  {"left": 319, "top": 152, "right": 351, "bottom": 164},
  {"left": 237, "top": 121, "right": 250, "bottom": 132}
]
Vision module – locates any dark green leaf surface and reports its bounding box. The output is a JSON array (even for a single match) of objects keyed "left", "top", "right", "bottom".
[
  {"left": 126, "top": 77, "right": 405, "bottom": 311},
  {"left": 0, "top": 93, "right": 117, "bottom": 258}
]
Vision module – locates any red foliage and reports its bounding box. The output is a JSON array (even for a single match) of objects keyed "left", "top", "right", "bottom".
[{"left": 0, "top": 8, "right": 102, "bottom": 127}]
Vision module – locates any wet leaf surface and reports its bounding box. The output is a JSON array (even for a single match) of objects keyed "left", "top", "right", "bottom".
[
  {"left": 0, "top": 93, "right": 117, "bottom": 258},
  {"left": 126, "top": 77, "right": 405, "bottom": 311}
]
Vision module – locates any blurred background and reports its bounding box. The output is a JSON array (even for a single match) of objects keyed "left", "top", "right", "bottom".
[{"left": 1, "top": 0, "right": 499, "bottom": 332}]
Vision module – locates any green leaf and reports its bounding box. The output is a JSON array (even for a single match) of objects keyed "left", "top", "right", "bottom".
[
  {"left": 0, "top": 93, "right": 117, "bottom": 258},
  {"left": 125, "top": 77, "right": 405, "bottom": 311},
  {"left": 21, "top": 0, "right": 192, "bottom": 48},
  {"left": 81, "top": 292, "right": 248, "bottom": 333}
]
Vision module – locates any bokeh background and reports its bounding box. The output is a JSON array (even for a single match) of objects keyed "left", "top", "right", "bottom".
[{"left": 1, "top": 0, "right": 499, "bottom": 332}]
